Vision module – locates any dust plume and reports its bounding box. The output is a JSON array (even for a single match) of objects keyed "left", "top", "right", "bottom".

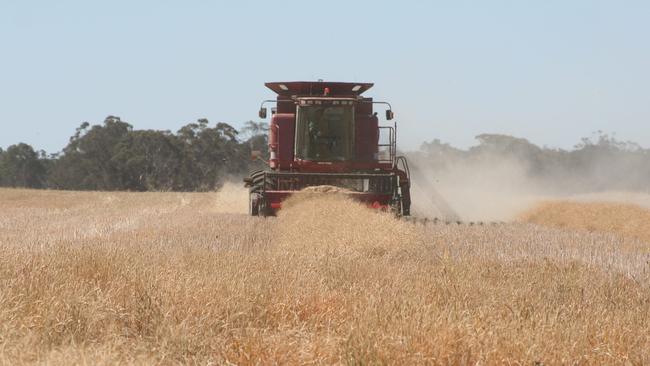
[
  {"left": 408, "top": 152, "right": 546, "bottom": 222},
  {"left": 213, "top": 181, "right": 249, "bottom": 214},
  {"left": 405, "top": 134, "right": 650, "bottom": 222}
]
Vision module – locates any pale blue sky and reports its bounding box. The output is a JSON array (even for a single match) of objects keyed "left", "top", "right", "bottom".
[{"left": 1, "top": 0, "right": 649, "bottom": 153}]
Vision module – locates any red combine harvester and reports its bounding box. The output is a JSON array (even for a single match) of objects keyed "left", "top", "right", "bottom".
[{"left": 244, "top": 81, "right": 411, "bottom": 217}]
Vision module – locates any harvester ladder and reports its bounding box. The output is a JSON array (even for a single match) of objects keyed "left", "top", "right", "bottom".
[{"left": 377, "top": 126, "right": 396, "bottom": 164}]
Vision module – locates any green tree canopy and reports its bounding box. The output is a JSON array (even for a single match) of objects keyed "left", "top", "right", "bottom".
[{"left": 0, "top": 143, "right": 47, "bottom": 188}]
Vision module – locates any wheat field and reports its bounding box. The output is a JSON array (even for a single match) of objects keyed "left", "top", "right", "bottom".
[
  {"left": 0, "top": 188, "right": 649, "bottom": 365},
  {"left": 521, "top": 200, "right": 650, "bottom": 245}
]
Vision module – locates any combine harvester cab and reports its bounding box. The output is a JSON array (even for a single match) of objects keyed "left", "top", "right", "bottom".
[{"left": 244, "top": 81, "right": 411, "bottom": 217}]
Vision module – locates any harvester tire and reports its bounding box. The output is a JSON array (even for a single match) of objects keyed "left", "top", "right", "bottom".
[
  {"left": 249, "top": 193, "right": 260, "bottom": 216},
  {"left": 257, "top": 198, "right": 271, "bottom": 217},
  {"left": 390, "top": 198, "right": 403, "bottom": 218}
]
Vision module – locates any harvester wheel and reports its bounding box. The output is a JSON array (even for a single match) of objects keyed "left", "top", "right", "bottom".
[
  {"left": 390, "top": 198, "right": 403, "bottom": 218},
  {"left": 257, "top": 198, "right": 270, "bottom": 217},
  {"left": 249, "top": 193, "right": 260, "bottom": 216},
  {"left": 401, "top": 184, "right": 411, "bottom": 216},
  {"left": 401, "top": 198, "right": 410, "bottom": 216}
]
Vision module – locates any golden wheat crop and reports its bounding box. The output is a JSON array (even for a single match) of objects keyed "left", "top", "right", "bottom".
[
  {"left": 521, "top": 200, "right": 650, "bottom": 245},
  {"left": 0, "top": 188, "right": 649, "bottom": 365}
]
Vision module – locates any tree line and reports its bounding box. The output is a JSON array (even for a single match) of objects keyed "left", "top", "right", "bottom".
[
  {"left": 1, "top": 117, "right": 648, "bottom": 193},
  {"left": 0, "top": 116, "right": 268, "bottom": 191}
]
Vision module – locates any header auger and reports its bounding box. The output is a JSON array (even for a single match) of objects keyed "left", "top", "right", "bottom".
[{"left": 244, "top": 81, "right": 411, "bottom": 217}]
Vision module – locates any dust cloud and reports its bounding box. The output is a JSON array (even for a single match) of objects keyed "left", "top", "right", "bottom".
[
  {"left": 407, "top": 154, "right": 547, "bottom": 222},
  {"left": 406, "top": 144, "right": 650, "bottom": 222},
  {"left": 213, "top": 181, "right": 249, "bottom": 214}
]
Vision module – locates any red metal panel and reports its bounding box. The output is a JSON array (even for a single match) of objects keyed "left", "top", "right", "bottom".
[
  {"left": 354, "top": 98, "right": 378, "bottom": 162},
  {"left": 356, "top": 97, "right": 373, "bottom": 115},
  {"left": 277, "top": 97, "right": 295, "bottom": 114},
  {"left": 355, "top": 113, "right": 379, "bottom": 162},
  {"left": 271, "top": 113, "right": 295, "bottom": 170}
]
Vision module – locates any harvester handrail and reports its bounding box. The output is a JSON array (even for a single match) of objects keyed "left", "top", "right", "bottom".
[{"left": 377, "top": 126, "right": 396, "bottom": 164}]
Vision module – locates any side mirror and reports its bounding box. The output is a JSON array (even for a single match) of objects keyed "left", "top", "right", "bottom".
[
  {"left": 258, "top": 107, "right": 267, "bottom": 119},
  {"left": 386, "top": 110, "right": 394, "bottom": 120},
  {"left": 251, "top": 150, "right": 262, "bottom": 160}
]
